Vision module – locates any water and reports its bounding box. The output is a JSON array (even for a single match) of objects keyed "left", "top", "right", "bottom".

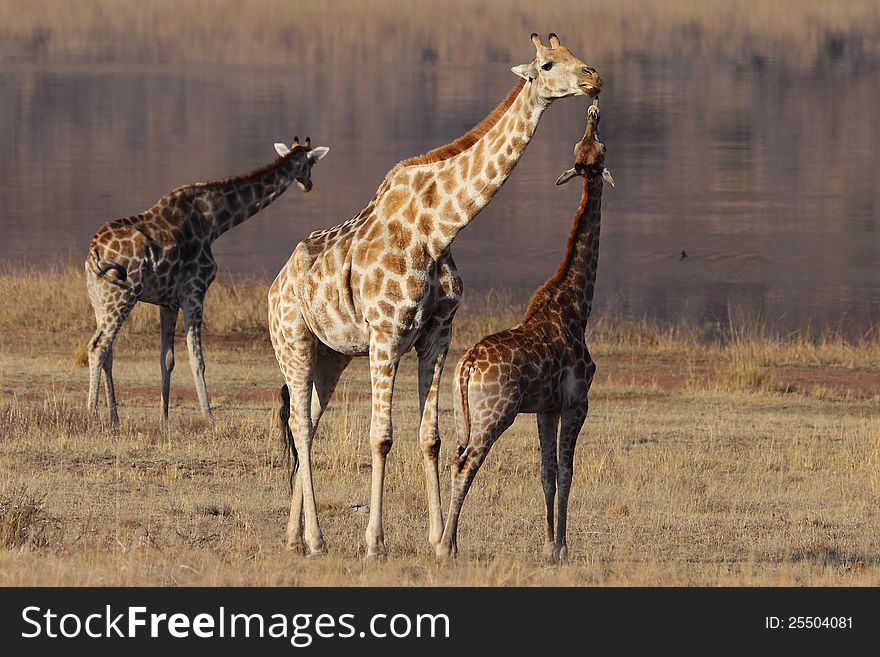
[{"left": 2, "top": 46, "right": 878, "bottom": 335}]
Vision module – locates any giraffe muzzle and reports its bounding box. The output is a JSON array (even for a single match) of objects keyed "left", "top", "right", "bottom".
[{"left": 579, "top": 72, "right": 603, "bottom": 98}]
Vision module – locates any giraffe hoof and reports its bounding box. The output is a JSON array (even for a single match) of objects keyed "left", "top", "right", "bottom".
[
  {"left": 286, "top": 539, "right": 307, "bottom": 555},
  {"left": 542, "top": 544, "right": 557, "bottom": 564},
  {"left": 435, "top": 546, "right": 457, "bottom": 562},
  {"left": 364, "top": 545, "right": 387, "bottom": 562},
  {"left": 429, "top": 529, "right": 443, "bottom": 551},
  {"left": 304, "top": 536, "right": 326, "bottom": 557},
  {"left": 555, "top": 546, "right": 569, "bottom": 564}
]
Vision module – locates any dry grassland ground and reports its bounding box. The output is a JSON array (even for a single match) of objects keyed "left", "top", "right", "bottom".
[{"left": 1, "top": 267, "right": 879, "bottom": 586}]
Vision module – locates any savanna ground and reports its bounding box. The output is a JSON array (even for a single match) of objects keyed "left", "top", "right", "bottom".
[{"left": 1, "top": 265, "right": 879, "bottom": 586}]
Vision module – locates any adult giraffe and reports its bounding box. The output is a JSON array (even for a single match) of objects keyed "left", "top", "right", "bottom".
[
  {"left": 269, "top": 33, "right": 602, "bottom": 558},
  {"left": 86, "top": 137, "right": 329, "bottom": 424}
]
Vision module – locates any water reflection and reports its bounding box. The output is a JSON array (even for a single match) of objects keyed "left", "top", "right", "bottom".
[{"left": 1, "top": 35, "right": 878, "bottom": 335}]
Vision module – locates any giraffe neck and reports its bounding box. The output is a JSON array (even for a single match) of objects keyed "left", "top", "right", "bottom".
[
  {"left": 528, "top": 176, "right": 603, "bottom": 329},
  {"left": 212, "top": 155, "right": 299, "bottom": 237},
  {"left": 438, "top": 83, "right": 546, "bottom": 244},
  {"left": 392, "top": 81, "right": 547, "bottom": 253}
]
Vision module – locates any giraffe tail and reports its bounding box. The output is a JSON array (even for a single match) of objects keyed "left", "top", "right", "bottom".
[
  {"left": 87, "top": 249, "right": 129, "bottom": 286},
  {"left": 279, "top": 384, "right": 299, "bottom": 490},
  {"left": 454, "top": 354, "right": 474, "bottom": 451}
]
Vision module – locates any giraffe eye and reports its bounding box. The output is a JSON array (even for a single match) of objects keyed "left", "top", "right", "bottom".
[{"left": 541, "top": 62, "right": 553, "bottom": 71}]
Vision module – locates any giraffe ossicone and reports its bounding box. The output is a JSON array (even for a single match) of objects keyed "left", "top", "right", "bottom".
[
  {"left": 437, "top": 101, "right": 611, "bottom": 563},
  {"left": 269, "top": 33, "right": 602, "bottom": 559},
  {"left": 85, "top": 136, "right": 329, "bottom": 425}
]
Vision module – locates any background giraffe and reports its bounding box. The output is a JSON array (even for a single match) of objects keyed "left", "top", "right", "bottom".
[
  {"left": 269, "top": 33, "right": 602, "bottom": 558},
  {"left": 85, "top": 137, "right": 329, "bottom": 424},
  {"left": 438, "top": 102, "right": 613, "bottom": 562}
]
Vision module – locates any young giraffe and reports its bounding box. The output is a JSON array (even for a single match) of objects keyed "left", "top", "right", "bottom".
[
  {"left": 438, "top": 102, "right": 614, "bottom": 562},
  {"left": 85, "top": 137, "right": 329, "bottom": 424},
  {"left": 269, "top": 33, "right": 602, "bottom": 558}
]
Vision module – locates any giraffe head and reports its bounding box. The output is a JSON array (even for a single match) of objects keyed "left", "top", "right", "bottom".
[
  {"left": 273, "top": 136, "right": 329, "bottom": 192},
  {"left": 555, "top": 102, "right": 615, "bottom": 187},
  {"left": 512, "top": 33, "right": 602, "bottom": 101}
]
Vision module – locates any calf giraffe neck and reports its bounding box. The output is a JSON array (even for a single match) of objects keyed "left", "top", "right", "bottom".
[
  {"left": 439, "top": 103, "right": 611, "bottom": 562},
  {"left": 269, "top": 33, "right": 602, "bottom": 559},
  {"left": 85, "top": 137, "right": 328, "bottom": 424},
  {"left": 526, "top": 121, "right": 610, "bottom": 330}
]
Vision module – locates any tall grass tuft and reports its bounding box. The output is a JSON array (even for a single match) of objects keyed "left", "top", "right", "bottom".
[{"left": 0, "top": 487, "right": 51, "bottom": 550}]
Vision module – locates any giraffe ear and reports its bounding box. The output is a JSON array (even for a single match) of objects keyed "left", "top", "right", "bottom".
[
  {"left": 274, "top": 143, "right": 291, "bottom": 157},
  {"left": 602, "top": 168, "right": 615, "bottom": 187},
  {"left": 511, "top": 62, "right": 538, "bottom": 82},
  {"left": 307, "top": 146, "right": 330, "bottom": 162},
  {"left": 555, "top": 168, "right": 578, "bottom": 186}
]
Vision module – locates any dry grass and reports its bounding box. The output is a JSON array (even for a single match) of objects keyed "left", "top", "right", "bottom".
[
  {"left": 1, "top": 0, "right": 878, "bottom": 67},
  {"left": 1, "top": 267, "right": 879, "bottom": 586},
  {"left": 0, "top": 487, "right": 54, "bottom": 550}
]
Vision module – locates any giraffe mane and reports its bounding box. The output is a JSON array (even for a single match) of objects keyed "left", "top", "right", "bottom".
[
  {"left": 185, "top": 146, "right": 309, "bottom": 191},
  {"left": 525, "top": 178, "right": 592, "bottom": 316},
  {"left": 393, "top": 79, "right": 526, "bottom": 170}
]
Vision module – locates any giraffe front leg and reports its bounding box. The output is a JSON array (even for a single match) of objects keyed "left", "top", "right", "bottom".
[
  {"left": 555, "top": 407, "right": 587, "bottom": 564},
  {"left": 159, "top": 305, "right": 178, "bottom": 424},
  {"left": 537, "top": 411, "right": 560, "bottom": 563},
  {"left": 365, "top": 340, "right": 399, "bottom": 560},
  {"left": 416, "top": 330, "right": 452, "bottom": 550},
  {"left": 288, "top": 390, "right": 325, "bottom": 557},
  {"left": 182, "top": 296, "right": 213, "bottom": 424}
]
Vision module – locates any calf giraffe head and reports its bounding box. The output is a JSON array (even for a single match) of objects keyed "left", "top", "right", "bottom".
[
  {"left": 555, "top": 102, "right": 615, "bottom": 187},
  {"left": 511, "top": 33, "right": 603, "bottom": 101},
  {"left": 273, "top": 136, "right": 330, "bottom": 192}
]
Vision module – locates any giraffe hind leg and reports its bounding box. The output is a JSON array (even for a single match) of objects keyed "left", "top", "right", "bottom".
[
  {"left": 84, "top": 233, "right": 152, "bottom": 423},
  {"left": 416, "top": 325, "right": 453, "bottom": 550},
  {"left": 101, "top": 346, "right": 119, "bottom": 424},
  {"left": 537, "top": 411, "right": 561, "bottom": 563},
  {"left": 279, "top": 384, "right": 306, "bottom": 553},
  {"left": 87, "top": 297, "right": 137, "bottom": 424},
  {"left": 436, "top": 425, "right": 502, "bottom": 560},
  {"left": 437, "top": 398, "right": 517, "bottom": 560},
  {"left": 274, "top": 315, "right": 325, "bottom": 555},
  {"left": 277, "top": 347, "right": 351, "bottom": 553},
  {"left": 311, "top": 346, "right": 352, "bottom": 428},
  {"left": 159, "top": 305, "right": 178, "bottom": 424},
  {"left": 87, "top": 328, "right": 104, "bottom": 416}
]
